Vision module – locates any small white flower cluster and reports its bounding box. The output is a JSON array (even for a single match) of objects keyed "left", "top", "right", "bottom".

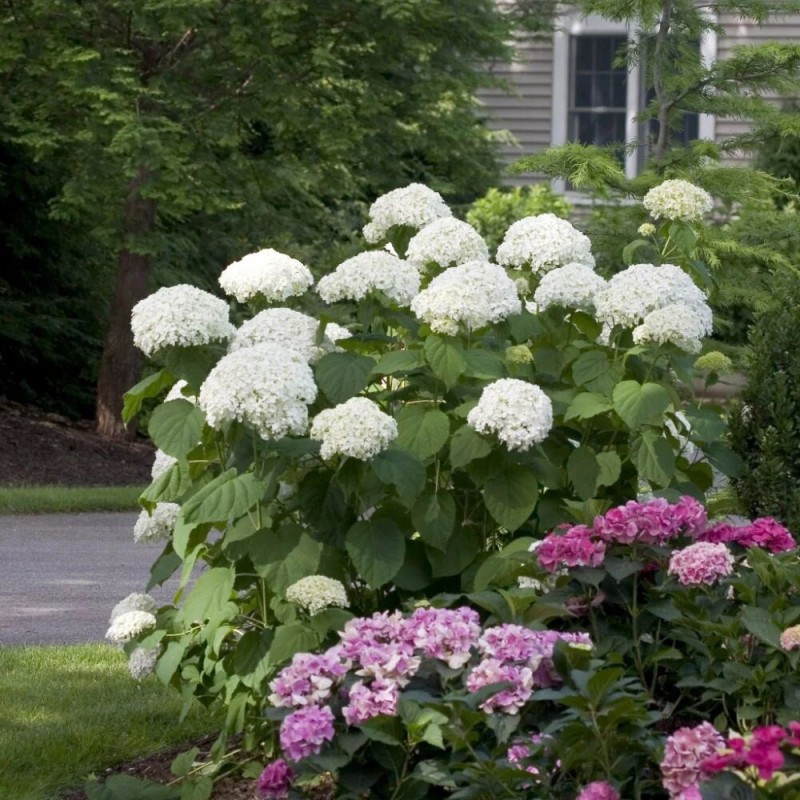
[
  {"left": 133, "top": 502, "right": 180, "bottom": 543},
  {"left": 109, "top": 592, "right": 158, "bottom": 622},
  {"left": 229, "top": 308, "right": 339, "bottom": 364},
  {"left": 496, "top": 214, "right": 595, "bottom": 274},
  {"left": 150, "top": 449, "right": 177, "bottom": 480},
  {"left": 406, "top": 217, "right": 489, "bottom": 270},
  {"left": 594, "top": 263, "right": 711, "bottom": 330},
  {"left": 633, "top": 303, "right": 712, "bottom": 353},
  {"left": 198, "top": 343, "right": 317, "bottom": 440},
  {"left": 165, "top": 379, "right": 196, "bottom": 404},
  {"left": 131, "top": 285, "right": 235, "bottom": 357},
  {"left": 128, "top": 646, "right": 160, "bottom": 681},
  {"left": 285, "top": 575, "right": 349, "bottom": 616},
  {"left": 533, "top": 262, "right": 607, "bottom": 312},
  {"left": 310, "top": 397, "right": 398, "bottom": 460},
  {"left": 106, "top": 609, "right": 157, "bottom": 645},
  {"left": 218, "top": 248, "right": 314, "bottom": 304},
  {"left": 363, "top": 183, "right": 452, "bottom": 243},
  {"left": 642, "top": 179, "right": 713, "bottom": 222},
  {"left": 317, "top": 251, "right": 420, "bottom": 306},
  {"left": 468, "top": 378, "right": 554, "bottom": 451},
  {"left": 410, "top": 260, "right": 521, "bottom": 335}
]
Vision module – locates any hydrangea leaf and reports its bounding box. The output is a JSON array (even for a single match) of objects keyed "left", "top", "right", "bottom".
[
  {"left": 483, "top": 465, "right": 539, "bottom": 531},
  {"left": 449, "top": 424, "right": 492, "bottom": 469},
  {"left": 682, "top": 405, "right": 728, "bottom": 443},
  {"left": 596, "top": 451, "right": 622, "bottom": 488},
  {"left": 740, "top": 607, "right": 782, "bottom": 648},
  {"left": 250, "top": 525, "right": 323, "bottom": 594},
  {"left": 564, "top": 392, "right": 614, "bottom": 421},
  {"left": 179, "top": 566, "right": 236, "bottom": 623},
  {"left": 345, "top": 518, "right": 405, "bottom": 588},
  {"left": 571, "top": 350, "right": 610, "bottom": 388},
  {"left": 424, "top": 334, "right": 466, "bottom": 389},
  {"left": 162, "top": 344, "right": 225, "bottom": 393},
  {"left": 139, "top": 461, "right": 191, "bottom": 511},
  {"left": 148, "top": 399, "right": 205, "bottom": 459},
  {"left": 315, "top": 352, "right": 375, "bottom": 404},
  {"left": 567, "top": 446, "right": 600, "bottom": 501},
  {"left": 411, "top": 490, "right": 456, "bottom": 551},
  {"left": 392, "top": 540, "right": 433, "bottom": 591},
  {"left": 268, "top": 623, "right": 320, "bottom": 666},
  {"left": 181, "top": 469, "right": 265, "bottom": 525},
  {"left": 703, "top": 441, "right": 745, "bottom": 479},
  {"left": 122, "top": 368, "right": 174, "bottom": 423},
  {"left": 612, "top": 380, "right": 672, "bottom": 430},
  {"left": 396, "top": 406, "right": 450, "bottom": 459},
  {"left": 462, "top": 349, "right": 506, "bottom": 380},
  {"left": 427, "top": 528, "right": 480, "bottom": 578},
  {"left": 372, "top": 350, "right": 424, "bottom": 376},
  {"left": 370, "top": 446, "right": 426, "bottom": 506},
  {"left": 630, "top": 431, "right": 675, "bottom": 486}
]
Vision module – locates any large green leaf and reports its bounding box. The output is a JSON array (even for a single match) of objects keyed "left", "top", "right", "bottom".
[
  {"left": 139, "top": 461, "right": 190, "bottom": 510},
  {"left": 181, "top": 469, "right": 265, "bottom": 524},
  {"left": 372, "top": 350, "right": 424, "bottom": 376},
  {"left": 315, "top": 352, "right": 375, "bottom": 404},
  {"left": 567, "top": 446, "right": 600, "bottom": 501},
  {"left": 251, "top": 525, "right": 323, "bottom": 593},
  {"left": 630, "top": 431, "right": 675, "bottom": 486},
  {"left": 424, "top": 334, "right": 465, "bottom": 389},
  {"left": 449, "top": 424, "right": 492, "bottom": 469},
  {"left": 596, "top": 451, "right": 622, "bottom": 488},
  {"left": 564, "top": 392, "right": 614, "bottom": 421},
  {"left": 572, "top": 351, "right": 610, "bottom": 389},
  {"left": 483, "top": 465, "right": 539, "bottom": 531},
  {"left": 396, "top": 406, "right": 450, "bottom": 458},
  {"left": 703, "top": 441, "right": 745, "bottom": 479},
  {"left": 612, "top": 381, "right": 672, "bottom": 430},
  {"left": 682, "top": 405, "right": 727, "bottom": 443},
  {"left": 122, "top": 369, "right": 174, "bottom": 423},
  {"left": 148, "top": 400, "right": 205, "bottom": 458},
  {"left": 740, "top": 606, "right": 782, "bottom": 649},
  {"left": 370, "top": 446, "right": 426, "bottom": 506},
  {"left": 427, "top": 528, "right": 480, "bottom": 578},
  {"left": 179, "top": 567, "right": 236, "bottom": 623},
  {"left": 411, "top": 491, "right": 456, "bottom": 551},
  {"left": 269, "top": 623, "right": 320, "bottom": 665},
  {"left": 346, "top": 518, "right": 406, "bottom": 587},
  {"left": 462, "top": 349, "right": 506, "bottom": 380}
]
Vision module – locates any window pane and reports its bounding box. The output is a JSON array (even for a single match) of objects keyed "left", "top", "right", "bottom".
[
  {"left": 612, "top": 73, "right": 627, "bottom": 107},
  {"left": 575, "top": 37, "right": 594, "bottom": 71},
  {"left": 574, "top": 76, "right": 591, "bottom": 108}
]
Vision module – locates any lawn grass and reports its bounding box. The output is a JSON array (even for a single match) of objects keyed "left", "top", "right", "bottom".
[
  {"left": 0, "top": 644, "right": 219, "bottom": 800},
  {"left": 0, "top": 485, "right": 145, "bottom": 514}
]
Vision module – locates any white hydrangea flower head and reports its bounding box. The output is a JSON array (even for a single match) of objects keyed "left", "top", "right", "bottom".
[
  {"left": 109, "top": 592, "right": 158, "bottom": 623},
  {"left": 533, "top": 262, "right": 607, "bottom": 311},
  {"left": 406, "top": 217, "right": 489, "bottom": 270},
  {"left": 496, "top": 214, "right": 595, "bottom": 274},
  {"left": 310, "top": 397, "right": 398, "bottom": 460},
  {"left": 643, "top": 179, "right": 713, "bottom": 222},
  {"left": 151, "top": 449, "right": 177, "bottom": 480},
  {"left": 594, "top": 263, "right": 710, "bottom": 329},
  {"left": 285, "top": 575, "right": 349, "bottom": 616},
  {"left": 363, "top": 183, "right": 452, "bottom": 243},
  {"left": 218, "top": 248, "right": 314, "bottom": 304},
  {"left": 198, "top": 343, "right": 317, "bottom": 440},
  {"left": 131, "top": 285, "right": 235, "bottom": 357},
  {"left": 105, "top": 610, "right": 157, "bottom": 644},
  {"left": 316, "top": 251, "right": 420, "bottom": 306},
  {"left": 229, "top": 308, "right": 339, "bottom": 364},
  {"left": 410, "top": 260, "right": 522, "bottom": 335},
  {"left": 467, "top": 378, "right": 553, "bottom": 451},
  {"left": 324, "top": 322, "right": 352, "bottom": 343},
  {"left": 128, "top": 647, "right": 160, "bottom": 681},
  {"left": 133, "top": 502, "right": 180, "bottom": 544},
  {"left": 165, "top": 379, "right": 196, "bottom": 404},
  {"left": 632, "top": 302, "right": 712, "bottom": 353}
]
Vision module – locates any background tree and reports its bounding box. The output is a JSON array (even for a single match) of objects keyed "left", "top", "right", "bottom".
[{"left": 0, "top": 0, "right": 555, "bottom": 437}]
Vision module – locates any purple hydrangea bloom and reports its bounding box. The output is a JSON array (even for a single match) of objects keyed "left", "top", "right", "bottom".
[
  {"left": 465, "top": 658, "right": 533, "bottom": 714},
  {"left": 403, "top": 606, "right": 480, "bottom": 668},
  {"left": 279, "top": 705, "right": 336, "bottom": 762},
  {"left": 257, "top": 759, "right": 294, "bottom": 799},
  {"left": 342, "top": 678, "right": 400, "bottom": 725},
  {"left": 268, "top": 650, "right": 349, "bottom": 709},
  {"left": 576, "top": 780, "right": 620, "bottom": 800}
]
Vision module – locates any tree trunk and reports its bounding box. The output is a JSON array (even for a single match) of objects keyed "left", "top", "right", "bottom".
[{"left": 95, "top": 170, "right": 156, "bottom": 439}]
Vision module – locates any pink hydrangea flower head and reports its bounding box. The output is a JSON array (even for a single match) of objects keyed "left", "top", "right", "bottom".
[
  {"left": 747, "top": 725, "right": 787, "bottom": 780},
  {"left": 465, "top": 658, "right": 533, "bottom": 714},
  {"left": 268, "top": 650, "right": 348, "bottom": 708},
  {"left": 780, "top": 624, "right": 800, "bottom": 652},
  {"left": 576, "top": 780, "right": 620, "bottom": 800},
  {"left": 279, "top": 705, "right": 336, "bottom": 762},
  {"left": 257, "top": 759, "right": 294, "bottom": 799},
  {"left": 673, "top": 496, "right": 708, "bottom": 538},
  {"left": 537, "top": 525, "right": 606, "bottom": 572},
  {"left": 668, "top": 542, "right": 734, "bottom": 586},
  {"left": 661, "top": 722, "right": 725, "bottom": 799},
  {"left": 735, "top": 517, "right": 796, "bottom": 553},
  {"left": 697, "top": 522, "right": 737, "bottom": 544},
  {"left": 404, "top": 606, "right": 480, "bottom": 668},
  {"left": 342, "top": 678, "right": 400, "bottom": 725},
  {"left": 478, "top": 624, "right": 544, "bottom": 665}
]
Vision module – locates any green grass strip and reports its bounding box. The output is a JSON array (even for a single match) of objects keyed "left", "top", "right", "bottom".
[
  {"left": 0, "top": 644, "right": 219, "bottom": 800},
  {"left": 0, "top": 485, "right": 145, "bottom": 514}
]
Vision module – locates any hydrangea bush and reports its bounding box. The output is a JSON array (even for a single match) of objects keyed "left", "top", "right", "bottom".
[{"left": 119, "top": 180, "right": 751, "bottom": 774}]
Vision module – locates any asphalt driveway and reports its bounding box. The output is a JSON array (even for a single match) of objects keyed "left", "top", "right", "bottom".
[{"left": 0, "top": 512, "right": 184, "bottom": 645}]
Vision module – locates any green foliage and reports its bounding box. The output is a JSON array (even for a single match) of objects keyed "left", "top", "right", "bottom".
[
  {"left": 729, "top": 280, "right": 800, "bottom": 530},
  {"left": 466, "top": 185, "right": 572, "bottom": 253}
]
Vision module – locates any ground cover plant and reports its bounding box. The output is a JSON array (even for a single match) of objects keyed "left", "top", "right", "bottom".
[
  {"left": 104, "top": 178, "right": 800, "bottom": 798},
  {"left": 0, "top": 485, "right": 145, "bottom": 514}
]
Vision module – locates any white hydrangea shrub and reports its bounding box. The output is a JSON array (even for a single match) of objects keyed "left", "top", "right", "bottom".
[
  {"left": 406, "top": 217, "right": 489, "bottom": 269},
  {"left": 128, "top": 647, "right": 160, "bottom": 681},
  {"left": 496, "top": 214, "right": 595, "bottom": 274},
  {"left": 131, "top": 285, "right": 235, "bottom": 357},
  {"left": 133, "top": 502, "right": 180, "bottom": 544},
  {"left": 533, "top": 262, "right": 607, "bottom": 311},
  {"left": 410, "top": 260, "right": 521, "bottom": 335},
  {"left": 310, "top": 397, "right": 398, "bottom": 461},
  {"left": 165, "top": 379, "right": 196, "bottom": 403},
  {"left": 468, "top": 378, "right": 554, "bottom": 452},
  {"left": 109, "top": 592, "right": 158, "bottom": 623},
  {"left": 106, "top": 610, "right": 157, "bottom": 644},
  {"left": 218, "top": 248, "right": 314, "bottom": 303},
  {"left": 363, "top": 183, "right": 452, "bottom": 243},
  {"left": 632, "top": 302, "right": 712, "bottom": 353},
  {"left": 198, "top": 343, "right": 317, "bottom": 440},
  {"left": 316, "top": 251, "right": 420, "bottom": 306},
  {"left": 150, "top": 449, "right": 177, "bottom": 481},
  {"left": 642, "top": 179, "right": 713, "bottom": 222},
  {"left": 285, "top": 575, "right": 349, "bottom": 615}
]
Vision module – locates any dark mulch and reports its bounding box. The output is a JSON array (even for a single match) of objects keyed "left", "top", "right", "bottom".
[{"left": 0, "top": 400, "right": 154, "bottom": 486}]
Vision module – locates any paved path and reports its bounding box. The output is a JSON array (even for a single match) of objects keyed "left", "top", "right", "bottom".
[{"left": 0, "top": 513, "right": 184, "bottom": 645}]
